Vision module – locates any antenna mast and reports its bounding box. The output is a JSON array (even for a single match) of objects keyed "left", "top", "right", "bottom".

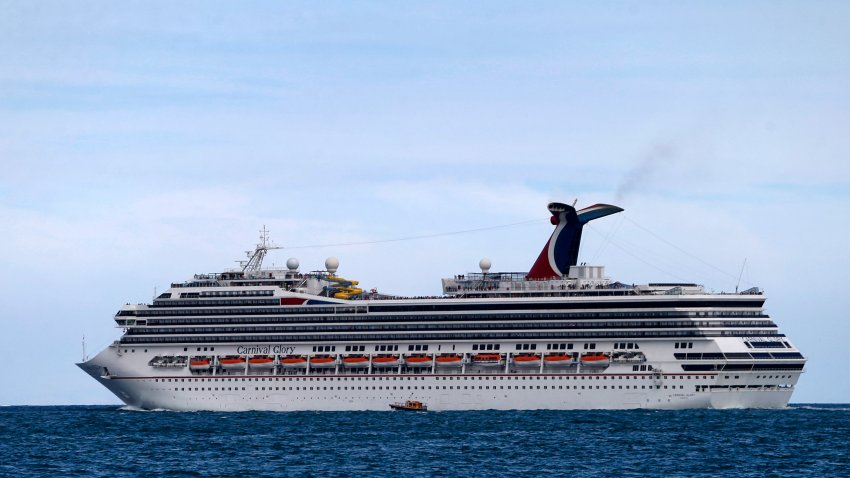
[
  {"left": 241, "top": 225, "right": 283, "bottom": 272},
  {"left": 735, "top": 258, "right": 747, "bottom": 293}
]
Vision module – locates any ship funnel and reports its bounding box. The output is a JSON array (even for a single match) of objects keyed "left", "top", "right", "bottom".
[{"left": 526, "top": 202, "right": 623, "bottom": 280}]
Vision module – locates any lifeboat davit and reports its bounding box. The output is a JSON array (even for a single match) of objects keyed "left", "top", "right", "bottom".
[
  {"left": 404, "top": 355, "right": 432, "bottom": 367},
  {"left": 435, "top": 355, "right": 463, "bottom": 367},
  {"left": 248, "top": 355, "right": 275, "bottom": 369},
  {"left": 189, "top": 358, "right": 211, "bottom": 371},
  {"left": 280, "top": 356, "right": 308, "bottom": 368},
  {"left": 219, "top": 356, "right": 247, "bottom": 370},
  {"left": 471, "top": 353, "right": 504, "bottom": 367},
  {"left": 342, "top": 356, "right": 369, "bottom": 368},
  {"left": 543, "top": 354, "right": 574, "bottom": 367},
  {"left": 580, "top": 354, "right": 610, "bottom": 367},
  {"left": 309, "top": 356, "right": 337, "bottom": 368},
  {"left": 372, "top": 356, "right": 401, "bottom": 368},
  {"left": 512, "top": 354, "right": 542, "bottom": 367}
]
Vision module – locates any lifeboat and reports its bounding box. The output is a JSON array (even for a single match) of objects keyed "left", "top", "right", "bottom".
[
  {"left": 248, "top": 355, "right": 276, "bottom": 369},
  {"left": 512, "top": 354, "right": 542, "bottom": 367},
  {"left": 543, "top": 354, "right": 574, "bottom": 367},
  {"left": 435, "top": 354, "right": 463, "bottom": 367},
  {"left": 189, "top": 358, "right": 211, "bottom": 371},
  {"left": 471, "top": 353, "right": 504, "bottom": 367},
  {"left": 342, "top": 355, "right": 369, "bottom": 368},
  {"left": 280, "top": 356, "right": 308, "bottom": 368},
  {"left": 404, "top": 355, "right": 432, "bottom": 367},
  {"left": 580, "top": 354, "right": 610, "bottom": 367},
  {"left": 218, "top": 356, "right": 247, "bottom": 370},
  {"left": 309, "top": 356, "right": 337, "bottom": 368},
  {"left": 372, "top": 356, "right": 401, "bottom": 368}
]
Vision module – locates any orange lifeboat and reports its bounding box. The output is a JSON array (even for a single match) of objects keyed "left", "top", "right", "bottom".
[
  {"left": 404, "top": 355, "right": 432, "bottom": 367},
  {"left": 189, "top": 358, "right": 211, "bottom": 371},
  {"left": 342, "top": 355, "right": 370, "bottom": 368},
  {"left": 512, "top": 354, "right": 542, "bottom": 367},
  {"left": 372, "top": 355, "right": 401, "bottom": 368},
  {"left": 280, "top": 356, "right": 308, "bottom": 368},
  {"left": 580, "top": 354, "right": 610, "bottom": 367},
  {"left": 435, "top": 354, "right": 463, "bottom": 367},
  {"left": 219, "top": 356, "right": 247, "bottom": 370},
  {"left": 248, "top": 355, "right": 275, "bottom": 369},
  {"left": 471, "top": 353, "right": 504, "bottom": 367},
  {"left": 309, "top": 356, "right": 337, "bottom": 368},
  {"left": 543, "top": 354, "right": 574, "bottom": 367}
]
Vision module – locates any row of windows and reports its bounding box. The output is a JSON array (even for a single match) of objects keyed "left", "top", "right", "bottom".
[
  {"left": 410, "top": 344, "right": 429, "bottom": 351},
  {"left": 516, "top": 343, "right": 537, "bottom": 350},
  {"left": 614, "top": 342, "right": 639, "bottom": 350},
  {"left": 681, "top": 363, "right": 805, "bottom": 372},
  {"left": 375, "top": 345, "right": 399, "bottom": 352},
  {"left": 546, "top": 343, "right": 573, "bottom": 350},
  {"left": 312, "top": 345, "right": 336, "bottom": 352},
  {"left": 168, "top": 384, "right": 690, "bottom": 393},
  {"left": 344, "top": 345, "right": 366, "bottom": 352},
  {"left": 472, "top": 343, "right": 501, "bottom": 351},
  {"left": 674, "top": 352, "right": 804, "bottom": 360},
  {"left": 120, "top": 330, "right": 785, "bottom": 345},
  {"left": 126, "top": 320, "right": 781, "bottom": 337},
  {"left": 675, "top": 342, "right": 694, "bottom": 349},
  {"left": 155, "top": 374, "right": 714, "bottom": 383}
]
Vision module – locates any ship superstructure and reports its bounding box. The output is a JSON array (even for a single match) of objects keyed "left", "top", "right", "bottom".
[{"left": 78, "top": 202, "right": 805, "bottom": 410}]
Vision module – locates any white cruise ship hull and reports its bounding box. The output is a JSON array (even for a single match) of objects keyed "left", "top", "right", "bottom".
[{"left": 78, "top": 345, "right": 799, "bottom": 411}]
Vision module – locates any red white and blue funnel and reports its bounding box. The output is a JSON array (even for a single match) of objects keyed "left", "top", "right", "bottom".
[{"left": 526, "top": 202, "right": 624, "bottom": 280}]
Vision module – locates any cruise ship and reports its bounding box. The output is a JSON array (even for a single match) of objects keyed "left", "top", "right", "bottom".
[{"left": 78, "top": 202, "right": 805, "bottom": 410}]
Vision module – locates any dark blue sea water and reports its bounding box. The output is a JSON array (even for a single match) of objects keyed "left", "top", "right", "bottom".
[{"left": 1, "top": 404, "right": 848, "bottom": 477}]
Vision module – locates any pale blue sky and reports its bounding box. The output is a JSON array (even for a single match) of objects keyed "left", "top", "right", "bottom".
[{"left": 1, "top": 1, "right": 848, "bottom": 404}]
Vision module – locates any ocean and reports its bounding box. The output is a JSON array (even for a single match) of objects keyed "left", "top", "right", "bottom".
[{"left": 1, "top": 404, "right": 847, "bottom": 477}]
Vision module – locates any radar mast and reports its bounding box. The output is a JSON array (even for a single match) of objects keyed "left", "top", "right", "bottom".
[{"left": 240, "top": 226, "right": 282, "bottom": 272}]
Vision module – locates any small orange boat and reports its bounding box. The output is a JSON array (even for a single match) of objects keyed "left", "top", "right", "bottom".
[
  {"left": 512, "top": 354, "right": 542, "bottom": 367},
  {"left": 580, "top": 354, "right": 610, "bottom": 367},
  {"left": 219, "top": 356, "right": 247, "bottom": 370},
  {"left": 189, "top": 358, "right": 211, "bottom": 371},
  {"left": 342, "top": 356, "right": 369, "bottom": 368},
  {"left": 471, "top": 353, "right": 503, "bottom": 367},
  {"left": 543, "top": 354, "right": 574, "bottom": 367},
  {"left": 404, "top": 355, "right": 432, "bottom": 367},
  {"left": 281, "top": 356, "right": 308, "bottom": 368},
  {"left": 435, "top": 355, "right": 463, "bottom": 367},
  {"left": 248, "top": 355, "right": 275, "bottom": 369},
  {"left": 309, "top": 356, "right": 337, "bottom": 368},
  {"left": 372, "top": 356, "right": 401, "bottom": 368},
  {"left": 390, "top": 400, "right": 428, "bottom": 411}
]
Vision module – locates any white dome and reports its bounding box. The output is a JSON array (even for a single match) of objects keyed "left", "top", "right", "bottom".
[
  {"left": 325, "top": 256, "right": 340, "bottom": 274},
  {"left": 286, "top": 257, "right": 300, "bottom": 271},
  {"left": 479, "top": 258, "right": 492, "bottom": 273}
]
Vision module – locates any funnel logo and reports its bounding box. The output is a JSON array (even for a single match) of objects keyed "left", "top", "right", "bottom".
[{"left": 526, "top": 202, "right": 623, "bottom": 280}]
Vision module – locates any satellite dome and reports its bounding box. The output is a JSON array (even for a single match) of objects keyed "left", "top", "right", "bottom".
[
  {"left": 479, "top": 258, "right": 492, "bottom": 273},
  {"left": 325, "top": 256, "right": 340, "bottom": 274},
  {"left": 286, "top": 257, "right": 300, "bottom": 271}
]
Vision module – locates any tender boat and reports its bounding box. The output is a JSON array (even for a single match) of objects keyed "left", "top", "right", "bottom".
[
  {"left": 188, "top": 358, "right": 211, "bottom": 371},
  {"left": 543, "top": 354, "right": 574, "bottom": 367},
  {"left": 435, "top": 354, "right": 463, "bottom": 367},
  {"left": 248, "top": 355, "right": 275, "bottom": 369},
  {"left": 342, "top": 356, "right": 369, "bottom": 368},
  {"left": 580, "top": 354, "right": 610, "bottom": 367},
  {"left": 309, "top": 356, "right": 337, "bottom": 368},
  {"left": 390, "top": 400, "right": 428, "bottom": 411},
  {"left": 372, "top": 356, "right": 401, "bottom": 368},
  {"left": 219, "top": 356, "right": 247, "bottom": 370},
  {"left": 404, "top": 355, "right": 432, "bottom": 367},
  {"left": 280, "top": 356, "right": 308, "bottom": 368},
  {"left": 512, "top": 354, "right": 542, "bottom": 367},
  {"left": 471, "top": 353, "right": 504, "bottom": 367}
]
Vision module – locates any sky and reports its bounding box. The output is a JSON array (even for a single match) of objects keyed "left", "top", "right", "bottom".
[{"left": 1, "top": 1, "right": 848, "bottom": 405}]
